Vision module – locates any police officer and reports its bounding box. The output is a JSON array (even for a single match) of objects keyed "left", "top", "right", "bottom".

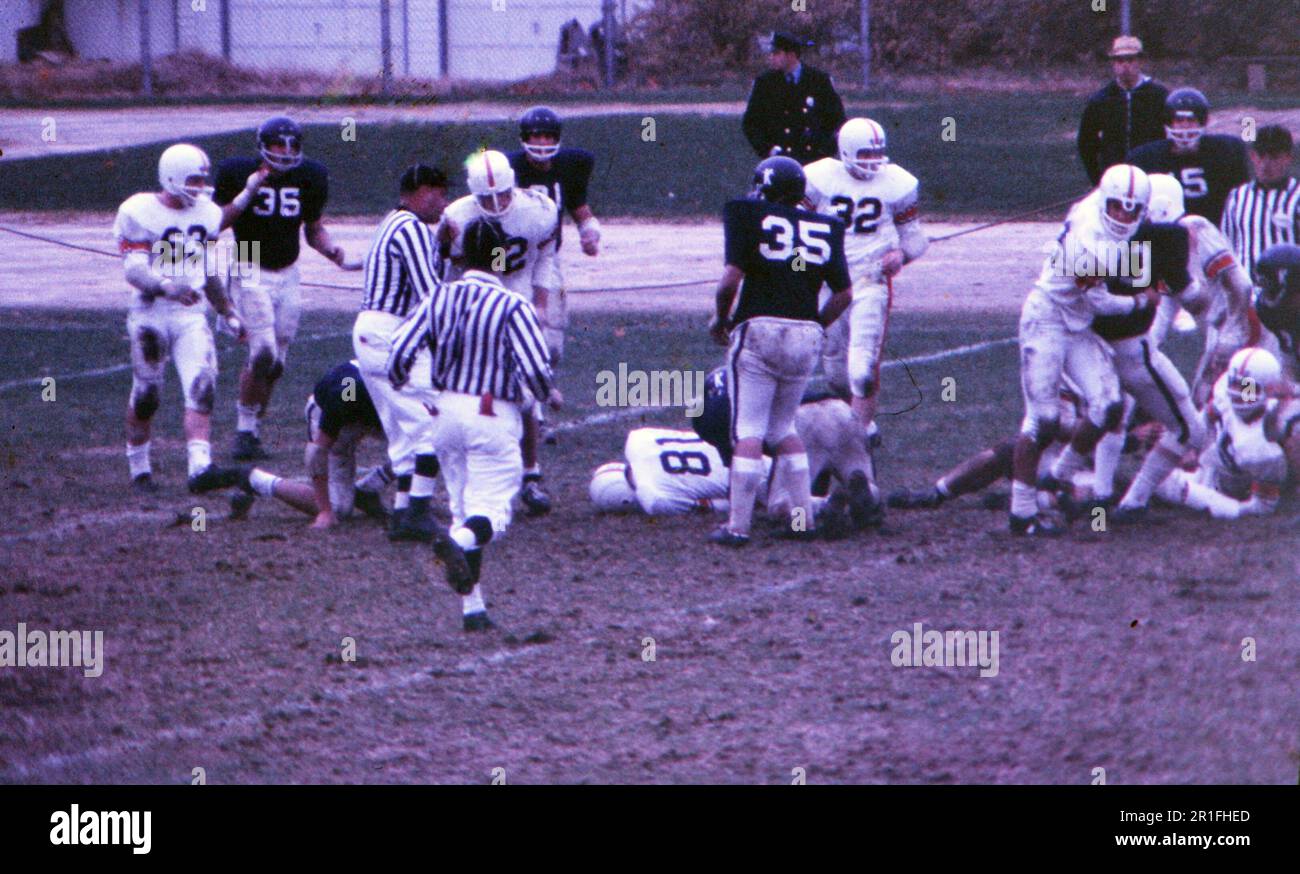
[
  {"left": 1077, "top": 36, "right": 1169, "bottom": 185},
  {"left": 742, "top": 31, "right": 845, "bottom": 165}
]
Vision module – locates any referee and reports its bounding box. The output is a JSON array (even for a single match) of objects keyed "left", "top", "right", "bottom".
[
  {"left": 387, "top": 218, "right": 561, "bottom": 633},
  {"left": 352, "top": 164, "right": 449, "bottom": 542},
  {"left": 742, "top": 30, "right": 845, "bottom": 164},
  {"left": 1221, "top": 125, "right": 1300, "bottom": 280}
]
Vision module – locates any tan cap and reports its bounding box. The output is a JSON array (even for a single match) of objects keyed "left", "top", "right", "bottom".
[{"left": 1108, "top": 35, "right": 1143, "bottom": 58}]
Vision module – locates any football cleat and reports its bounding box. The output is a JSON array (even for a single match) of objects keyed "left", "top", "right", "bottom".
[
  {"left": 353, "top": 489, "right": 388, "bottom": 521},
  {"left": 232, "top": 431, "right": 270, "bottom": 462},
  {"left": 886, "top": 486, "right": 943, "bottom": 510},
  {"left": 1008, "top": 513, "right": 1065, "bottom": 537},
  {"left": 390, "top": 503, "right": 435, "bottom": 543},
  {"left": 847, "top": 470, "right": 885, "bottom": 529},
  {"left": 817, "top": 490, "right": 852, "bottom": 540},
  {"left": 229, "top": 491, "right": 256, "bottom": 520},
  {"left": 462, "top": 611, "right": 495, "bottom": 632},
  {"left": 1110, "top": 504, "right": 1150, "bottom": 525},
  {"left": 187, "top": 464, "right": 243, "bottom": 494},
  {"left": 131, "top": 473, "right": 159, "bottom": 494},
  {"left": 433, "top": 529, "right": 475, "bottom": 595},
  {"left": 521, "top": 478, "right": 552, "bottom": 516},
  {"left": 708, "top": 526, "right": 750, "bottom": 548}
]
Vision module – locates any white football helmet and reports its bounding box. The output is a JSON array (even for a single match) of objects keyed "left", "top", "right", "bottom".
[
  {"left": 158, "top": 143, "right": 214, "bottom": 207},
  {"left": 1226, "top": 347, "right": 1283, "bottom": 420},
  {"left": 1145, "top": 173, "right": 1185, "bottom": 223},
  {"left": 1097, "top": 164, "right": 1151, "bottom": 240},
  {"left": 589, "top": 462, "right": 637, "bottom": 513},
  {"left": 838, "top": 118, "right": 888, "bottom": 180},
  {"left": 466, "top": 150, "right": 516, "bottom": 216}
]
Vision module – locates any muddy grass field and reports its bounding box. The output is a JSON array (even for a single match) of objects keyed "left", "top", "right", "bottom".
[{"left": 1, "top": 245, "right": 1297, "bottom": 782}]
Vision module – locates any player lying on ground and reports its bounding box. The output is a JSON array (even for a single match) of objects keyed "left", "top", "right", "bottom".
[
  {"left": 438, "top": 149, "right": 560, "bottom": 516},
  {"left": 216, "top": 116, "right": 361, "bottom": 463},
  {"left": 192, "top": 361, "right": 393, "bottom": 528},
  {"left": 804, "top": 117, "right": 928, "bottom": 440},
  {"left": 590, "top": 381, "right": 879, "bottom": 535},
  {"left": 1155, "top": 348, "right": 1300, "bottom": 519},
  {"left": 115, "top": 143, "right": 245, "bottom": 494},
  {"left": 889, "top": 382, "right": 1122, "bottom": 512}
]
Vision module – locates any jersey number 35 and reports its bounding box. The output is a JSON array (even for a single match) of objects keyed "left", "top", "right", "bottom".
[{"left": 759, "top": 215, "right": 833, "bottom": 265}]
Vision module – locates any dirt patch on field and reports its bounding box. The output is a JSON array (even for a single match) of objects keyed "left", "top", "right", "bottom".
[{"left": 0, "top": 213, "right": 1050, "bottom": 316}]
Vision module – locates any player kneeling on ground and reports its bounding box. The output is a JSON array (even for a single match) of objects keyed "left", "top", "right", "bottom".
[
  {"left": 590, "top": 369, "right": 880, "bottom": 534},
  {"left": 1156, "top": 348, "right": 1299, "bottom": 519},
  {"left": 191, "top": 360, "right": 392, "bottom": 528},
  {"left": 115, "top": 143, "right": 245, "bottom": 495},
  {"left": 708, "top": 156, "right": 853, "bottom": 546},
  {"left": 388, "top": 218, "right": 560, "bottom": 632}
]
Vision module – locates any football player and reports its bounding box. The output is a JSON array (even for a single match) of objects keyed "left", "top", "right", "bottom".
[
  {"left": 1126, "top": 88, "right": 1250, "bottom": 224},
  {"left": 1254, "top": 243, "right": 1300, "bottom": 380},
  {"left": 192, "top": 360, "right": 392, "bottom": 528},
  {"left": 591, "top": 373, "right": 878, "bottom": 531},
  {"left": 439, "top": 149, "right": 560, "bottom": 517},
  {"left": 1010, "top": 164, "right": 1158, "bottom": 535},
  {"left": 804, "top": 117, "right": 929, "bottom": 440},
  {"left": 215, "top": 116, "right": 359, "bottom": 462},
  {"left": 507, "top": 106, "right": 600, "bottom": 365},
  {"left": 1155, "top": 348, "right": 1297, "bottom": 518},
  {"left": 1142, "top": 173, "right": 1279, "bottom": 404},
  {"left": 115, "top": 143, "right": 243, "bottom": 493},
  {"left": 708, "top": 156, "right": 853, "bottom": 545}
]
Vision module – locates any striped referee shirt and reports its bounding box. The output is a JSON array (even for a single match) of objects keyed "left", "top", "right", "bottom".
[
  {"left": 359, "top": 208, "right": 443, "bottom": 317},
  {"left": 1221, "top": 177, "right": 1300, "bottom": 279},
  {"left": 386, "top": 269, "right": 554, "bottom": 405}
]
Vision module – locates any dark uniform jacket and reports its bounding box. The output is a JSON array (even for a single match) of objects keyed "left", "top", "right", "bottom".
[
  {"left": 1077, "top": 77, "right": 1170, "bottom": 185},
  {"left": 742, "top": 65, "right": 845, "bottom": 165}
]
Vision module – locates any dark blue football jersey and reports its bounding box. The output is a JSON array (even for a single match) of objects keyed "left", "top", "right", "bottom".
[
  {"left": 1125, "top": 134, "right": 1250, "bottom": 224},
  {"left": 507, "top": 147, "right": 594, "bottom": 250},
  {"left": 1257, "top": 298, "right": 1300, "bottom": 365},
  {"left": 723, "top": 198, "right": 849, "bottom": 324},
  {"left": 215, "top": 156, "right": 329, "bottom": 270},
  {"left": 1091, "top": 221, "right": 1192, "bottom": 341},
  {"left": 313, "top": 361, "right": 381, "bottom": 439}
]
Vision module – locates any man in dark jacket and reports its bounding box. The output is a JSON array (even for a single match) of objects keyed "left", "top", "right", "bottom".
[
  {"left": 742, "top": 31, "right": 846, "bottom": 165},
  {"left": 1077, "top": 35, "right": 1169, "bottom": 185}
]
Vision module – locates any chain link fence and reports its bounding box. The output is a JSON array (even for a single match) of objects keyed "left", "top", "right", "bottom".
[{"left": 12, "top": 0, "right": 635, "bottom": 96}]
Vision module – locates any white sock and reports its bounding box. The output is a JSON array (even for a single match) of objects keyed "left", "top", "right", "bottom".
[
  {"left": 462, "top": 583, "right": 486, "bottom": 615},
  {"left": 394, "top": 490, "right": 410, "bottom": 510},
  {"left": 775, "top": 452, "right": 812, "bottom": 531},
  {"left": 248, "top": 467, "right": 280, "bottom": 498},
  {"left": 186, "top": 439, "right": 212, "bottom": 477},
  {"left": 126, "top": 441, "right": 151, "bottom": 478},
  {"left": 236, "top": 403, "right": 260, "bottom": 435},
  {"left": 1049, "top": 445, "right": 1088, "bottom": 481},
  {"left": 1011, "top": 480, "right": 1038, "bottom": 518},
  {"left": 727, "top": 456, "right": 765, "bottom": 536},
  {"left": 1092, "top": 431, "right": 1125, "bottom": 501},
  {"left": 1120, "top": 445, "right": 1181, "bottom": 509}
]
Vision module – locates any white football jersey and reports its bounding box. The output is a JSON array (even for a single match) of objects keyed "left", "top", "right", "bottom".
[
  {"left": 441, "top": 188, "right": 559, "bottom": 300},
  {"left": 1203, "top": 373, "right": 1287, "bottom": 497},
  {"left": 113, "top": 192, "right": 222, "bottom": 309},
  {"left": 624, "top": 428, "right": 736, "bottom": 516},
  {"left": 804, "top": 160, "right": 919, "bottom": 277},
  {"left": 1032, "top": 191, "right": 1142, "bottom": 331}
]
